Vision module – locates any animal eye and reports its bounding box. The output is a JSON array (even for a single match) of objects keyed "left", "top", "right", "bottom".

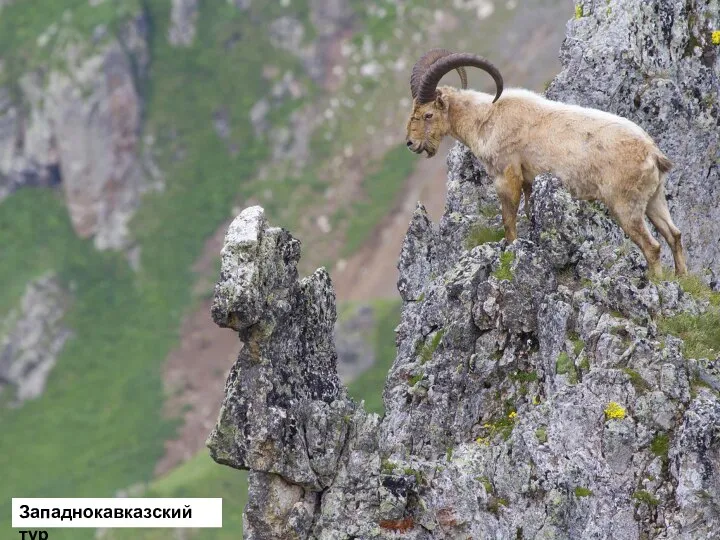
[{"left": 424, "top": 113, "right": 433, "bottom": 119}]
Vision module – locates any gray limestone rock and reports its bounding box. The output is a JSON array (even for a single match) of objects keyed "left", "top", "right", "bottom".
[
  {"left": 208, "top": 158, "right": 720, "bottom": 538},
  {"left": 208, "top": 149, "right": 720, "bottom": 539},
  {"left": 0, "top": 274, "right": 73, "bottom": 405},
  {"left": 168, "top": 0, "right": 200, "bottom": 47}
]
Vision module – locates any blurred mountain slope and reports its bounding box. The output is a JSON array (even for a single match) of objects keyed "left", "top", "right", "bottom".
[{"left": 0, "top": 1, "right": 567, "bottom": 539}]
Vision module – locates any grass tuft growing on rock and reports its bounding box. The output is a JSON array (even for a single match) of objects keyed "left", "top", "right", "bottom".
[
  {"left": 574, "top": 487, "right": 593, "bottom": 497},
  {"left": 477, "top": 476, "right": 494, "bottom": 494},
  {"left": 465, "top": 224, "right": 505, "bottom": 249},
  {"left": 418, "top": 329, "right": 445, "bottom": 365},
  {"left": 632, "top": 490, "right": 659, "bottom": 506},
  {"left": 675, "top": 273, "right": 720, "bottom": 307},
  {"left": 569, "top": 332, "right": 585, "bottom": 356},
  {"left": 556, "top": 352, "right": 578, "bottom": 384},
  {"left": 493, "top": 251, "right": 515, "bottom": 281},
  {"left": 622, "top": 368, "right": 651, "bottom": 394},
  {"left": 658, "top": 312, "right": 720, "bottom": 359},
  {"left": 650, "top": 433, "right": 670, "bottom": 461}
]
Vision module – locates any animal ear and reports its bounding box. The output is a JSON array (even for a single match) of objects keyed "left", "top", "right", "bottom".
[{"left": 434, "top": 90, "right": 448, "bottom": 110}]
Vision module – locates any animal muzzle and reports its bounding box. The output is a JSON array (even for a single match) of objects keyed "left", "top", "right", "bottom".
[{"left": 406, "top": 140, "right": 425, "bottom": 155}]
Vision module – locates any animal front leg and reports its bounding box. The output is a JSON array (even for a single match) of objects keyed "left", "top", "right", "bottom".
[{"left": 495, "top": 164, "right": 523, "bottom": 242}]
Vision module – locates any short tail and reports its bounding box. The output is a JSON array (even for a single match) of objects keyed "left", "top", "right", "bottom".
[{"left": 655, "top": 153, "right": 673, "bottom": 174}]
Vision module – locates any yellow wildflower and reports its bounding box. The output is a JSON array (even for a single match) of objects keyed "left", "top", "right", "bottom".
[
  {"left": 712, "top": 31, "right": 720, "bottom": 46},
  {"left": 482, "top": 423, "right": 492, "bottom": 429},
  {"left": 604, "top": 401, "right": 626, "bottom": 420},
  {"left": 476, "top": 437, "right": 490, "bottom": 447},
  {"left": 508, "top": 411, "right": 518, "bottom": 420},
  {"left": 575, "top": 4, "right": 583, "bottom": 19}
]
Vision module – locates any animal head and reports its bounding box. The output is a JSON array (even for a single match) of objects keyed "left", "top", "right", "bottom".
[
  {"left": 405, "top": 49, "right": 504, "bottom": 158},
  {"left": 405, "top": 93, "right": 452, "bottom": 158}
]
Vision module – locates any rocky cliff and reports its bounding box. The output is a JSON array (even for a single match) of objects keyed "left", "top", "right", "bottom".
[
  {"left": 207, "top": 149, "right": 720, "bottom": 539},
  {"left": 0, "top": 6, "right": 156, "bottom": 251},
  {"left": 206, "top": 1, "right": 720, "bottom": 538}
]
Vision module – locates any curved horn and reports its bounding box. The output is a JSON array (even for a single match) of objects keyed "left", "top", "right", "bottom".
[
  {"left": 416, "top": 52, "right": 503, "bottom": 104},
  {"left": 410, "top": 49, "right": 468, "bottom": 99}
]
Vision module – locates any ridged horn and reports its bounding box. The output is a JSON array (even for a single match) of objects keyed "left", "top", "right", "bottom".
[
  {"left": 410, "top": 48, "right": 468, "bottom": 99},
  {"left": 416, "top": 52, "right": 503, "bottom": 104}
]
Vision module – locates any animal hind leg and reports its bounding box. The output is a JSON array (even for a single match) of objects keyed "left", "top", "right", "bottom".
[
  {"left": 612, "top": 205, "right": 662, "bottom": 278},
  {"left": 522, "top": 182, "right": 532, "bottom": 219},
  {"left": 495, "top": 164, "right": 523, "bottom": 242},
  {"left": 646, "top": 185, "right": 687, "bottom": 276}
]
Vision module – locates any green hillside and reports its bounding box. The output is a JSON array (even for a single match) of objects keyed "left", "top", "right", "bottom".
[
  {"left": 0, "top": 0, "right": 563, "bottom": 537},
  {"left": 0, "top": 2, "right": 304, "bottom": 538}
]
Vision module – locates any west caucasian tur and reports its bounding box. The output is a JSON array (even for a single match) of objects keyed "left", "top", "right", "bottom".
[{"left": 405, "top": 49, "right": 687, "bottom": 278}]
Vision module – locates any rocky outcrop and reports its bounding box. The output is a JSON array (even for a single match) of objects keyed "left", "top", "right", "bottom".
[
  {"left": 206, "top": 2, "right": 720, "bottom": 538},
  {"left": 168, "top": 0, "right": 200, "bottom": 47},
  {"left": 208, "top": 142, "right": 720, "bottom": 538},
  {"left": 0, "top": 274, "right": 73, "bottom": 405},
  {"left": 0, "top": 8, "right": 158, "bottom": 251},
  {"left": 267, "top": 0, "right": 353, "bottom": 87},
  {"left": 547, "top": 0, "right": 720, "bottom": 286}
]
